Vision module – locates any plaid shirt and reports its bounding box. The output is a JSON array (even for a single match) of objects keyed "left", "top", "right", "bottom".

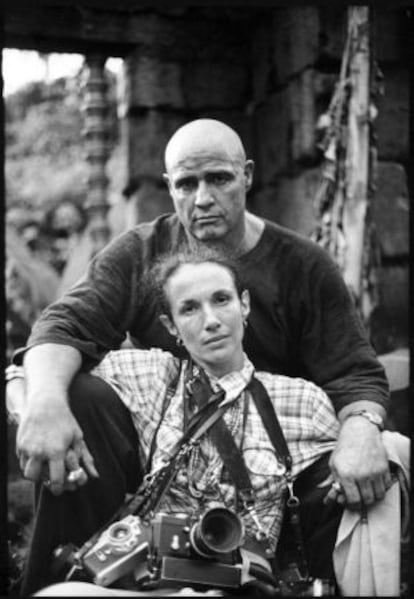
[{"left": 92, "top": 348, "right": 339, "bottom": 550}]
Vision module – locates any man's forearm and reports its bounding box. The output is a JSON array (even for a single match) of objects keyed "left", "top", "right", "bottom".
[
  {"left": 23, "top": 343, "right": 82, "bottom": 402},
  {"left": 16, "top": 343, "right": 96, "bottom": 494}
]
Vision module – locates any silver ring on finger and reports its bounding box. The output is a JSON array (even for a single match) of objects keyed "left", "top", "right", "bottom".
[
  {"left": 331, "top": 480, "right": 342, "bottom": 493},
  {"left": 66, "top": 467, "right": 85, "bottom": 483}
]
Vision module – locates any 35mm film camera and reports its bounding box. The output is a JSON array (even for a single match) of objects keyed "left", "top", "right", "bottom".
[
  {"left": 55, "top": 507, "right": 335, "bottom": 595},
  {"left": 57, "top": 507, "right": 255, "bottom": 592}
]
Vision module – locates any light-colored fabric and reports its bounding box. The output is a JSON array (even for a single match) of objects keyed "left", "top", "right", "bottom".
[
  {"left": 91, "top": 349, "right": 339, "bottom": 550},
  {"left": 333, "top": 431, "right": 410, "bottom": 597},
  {"left": 34, "top": 581, "right": 224, "bottom": 596}
]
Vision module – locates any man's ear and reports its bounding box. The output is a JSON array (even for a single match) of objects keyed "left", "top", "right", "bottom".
[
  {"left": 159, "top": 314, "right": 177, "bottom": 337},
  {"left": 163, "top": 173, "right": 172, "bottom": 193},
  {"left": 240, "top": 289, "right": 250, "bottom": 320},
  {"left": 244, "top": 160, "right": 254, "bottom": 191}
]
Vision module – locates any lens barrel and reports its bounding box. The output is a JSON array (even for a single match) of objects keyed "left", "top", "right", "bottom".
[{"left": 190, "top": 507, "right": 244, "bottom": 557}]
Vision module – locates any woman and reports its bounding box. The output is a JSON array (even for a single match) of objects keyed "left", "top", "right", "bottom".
[
  {"left": 14, "top": 250, "right": 341, "bottom": 596},
  {"left": 89, "top": 250, "right": 340, "bottom": 541}
]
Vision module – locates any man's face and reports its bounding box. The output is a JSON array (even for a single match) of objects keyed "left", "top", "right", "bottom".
[
  {"left": 164, "top": 150, "right": 253, "bottom": 244},
  {"left": 161, "top": 262, "right": 250, "bottom": 378}
]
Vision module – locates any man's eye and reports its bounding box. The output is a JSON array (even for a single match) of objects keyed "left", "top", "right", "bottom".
[
  {"left": 210, "top": 174, "right": 229, "bottom": 185},
  {"left": 176, "top": 179, "right": 196, "bottom": 192}
]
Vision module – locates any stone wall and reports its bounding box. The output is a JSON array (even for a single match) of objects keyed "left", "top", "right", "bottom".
[
  {"left": 122, "top": 5, "right": 410, "bottom": 354},
  {"left": 368, "top": 10, "right": 410, "bottom": 353},
  {"left": 121, "top": 9, "right": 254, "bottom": 227},
  {"left": 247, "top": 6, "right": 410, "bottom": 354}
]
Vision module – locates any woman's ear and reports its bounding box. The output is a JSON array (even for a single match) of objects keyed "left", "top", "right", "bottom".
[
  {"left": 159, "top": 314, "right": 177, "bottom": 337},
  {"left": 240, "top": 289, "right": 250, "bottom": 321}
]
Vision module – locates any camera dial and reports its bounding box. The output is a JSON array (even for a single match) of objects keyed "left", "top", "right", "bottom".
[{"left": 103, "top": 516, "right": 143, "bottom": 553}]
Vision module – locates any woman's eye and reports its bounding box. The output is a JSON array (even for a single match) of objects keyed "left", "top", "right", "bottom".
[
  {"left": 214, "top": 294, "right": 230, "bottom": 304},
  {"left": 180, "top": 303, "right": 197, "bottom": 315}
]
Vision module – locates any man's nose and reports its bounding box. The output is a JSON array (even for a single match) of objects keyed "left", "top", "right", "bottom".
[{"left": 195, "top": 181, "right": 214, "bottom": 207}]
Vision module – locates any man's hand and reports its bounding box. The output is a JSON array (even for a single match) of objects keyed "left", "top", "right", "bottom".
[
  {"left": 16, "top": 343, "right": 99, "bottom": 494},
  {"left": 328, "top": 415, "right": 392, "bottom": 509},
  {"left": 16, "top": 393, "right": 98, "bottom": 495}
]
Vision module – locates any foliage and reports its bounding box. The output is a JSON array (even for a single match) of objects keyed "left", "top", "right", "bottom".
[
  {"left": 5, "top": 70, "right": 119, "bottom": 214},
  {"left": 5, "top": 66, "right": 121, "bottom": 591},
  {"left": 5, "top": 67, "right": 120, "bottom": 358}
]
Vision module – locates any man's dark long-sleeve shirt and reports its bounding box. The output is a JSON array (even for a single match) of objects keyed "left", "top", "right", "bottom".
[{"left": 17, "top": 213, "right": 389, "bottom": 413}]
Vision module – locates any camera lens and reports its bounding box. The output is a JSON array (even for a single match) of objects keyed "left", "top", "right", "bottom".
[
  {"left": 190, "top": 507, "right": 244, "bottom": 557},
  {"left": 108, "top": 522, "right": 133, "bottom": 546}
]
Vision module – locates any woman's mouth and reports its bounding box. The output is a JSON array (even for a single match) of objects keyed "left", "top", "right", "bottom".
[{"left": 204, "top": 335, "right": 228, "bottom": 346}]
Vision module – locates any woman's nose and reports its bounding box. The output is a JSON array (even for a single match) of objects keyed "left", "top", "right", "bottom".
[{"left": 203, "top": 305, "right": 220, "bottom": 329}]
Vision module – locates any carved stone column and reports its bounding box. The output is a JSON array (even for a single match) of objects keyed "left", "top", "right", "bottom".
[{"left": 81, "top": 54, "right": 111, "bottom": 254}]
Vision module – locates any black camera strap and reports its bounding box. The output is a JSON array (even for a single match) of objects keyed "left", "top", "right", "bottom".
[
  {"left": 68, "top": 387, "right": 231, "bottom": 568},
  {"left": 185, "top": 366, "right": 260, "bottom": 503},
  {"left": 71, "top": 362, "right": 308, "bottom": 580},
  {"left": 185, "top": 365, "right": 309, "bottom": 578},
  {"left": 248, "top": 376, "right": 309, "bottom": 579},
  {"left": 142, "top": 390, "right": 230, "bottom": 515},
  {"left": 184, "top": 365, "right": 273, "bottom": 556}
]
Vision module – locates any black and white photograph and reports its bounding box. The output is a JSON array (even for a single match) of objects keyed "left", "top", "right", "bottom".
[{"left": 3, "top": 2, "right": 411, "bottom": 597}]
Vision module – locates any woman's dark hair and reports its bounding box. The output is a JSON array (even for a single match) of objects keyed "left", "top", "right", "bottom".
[{"left": 150, "top": 248, "right": 245, "bottom": 318}]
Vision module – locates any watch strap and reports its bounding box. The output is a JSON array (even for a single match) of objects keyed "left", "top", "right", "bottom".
[{"left": 343, "top": 409, "right": 384, "bottom": 431}]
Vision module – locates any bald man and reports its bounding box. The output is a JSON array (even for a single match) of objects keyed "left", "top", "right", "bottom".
[{"left": 9, "top": 119, "right": 390, "bottom": 594}]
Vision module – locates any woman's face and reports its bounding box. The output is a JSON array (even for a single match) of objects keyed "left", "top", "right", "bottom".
[{"left": 160, "top": 262, "right": 250, "bottom": 377}]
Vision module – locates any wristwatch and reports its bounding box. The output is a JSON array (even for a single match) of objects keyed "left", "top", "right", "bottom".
[{"left": 344, "top": 409, "right": 385, "bottom": 431}]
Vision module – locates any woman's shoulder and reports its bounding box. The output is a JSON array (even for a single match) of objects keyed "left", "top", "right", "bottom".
[
  {"left": 254, "top": 370, "right": 326, "bottom": 400},
  {"left": 102, "top": 347, "right": 181, "bottom": 378}
]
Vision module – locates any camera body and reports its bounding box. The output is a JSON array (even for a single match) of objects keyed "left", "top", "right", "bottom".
[
  {"left": 60, "top": 509, "right": 334, "bottom": 595},
  {"left": 153, "top": 507, "right": 243, "bottom": 561},
  {"left": 80, "top": 507, "right": 245, "bottom": 590},
  {"left": 150, "top": 509, "right": 244, "bottom": 591},
  {"left": 82, "top": 515, "right": 151, "bottom": 587}
]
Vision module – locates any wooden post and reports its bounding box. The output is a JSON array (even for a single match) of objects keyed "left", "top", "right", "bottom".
[
  {"left": 311, "top": 6, "right": 378, "bottom": 328},
  {"left": 81, "top": 54, "right": 111, "bottom": 255},
  {"left": 341, "top": 6, "right": 371, "bottom": 305}
]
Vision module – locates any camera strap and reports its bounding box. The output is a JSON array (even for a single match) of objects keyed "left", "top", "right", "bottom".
[
  {"left": 184, "top": 365, "right": 273, "bottom": 554},
  {"left": 71, "top": 363, "right": 307, "bottom": 580},
  {"left": 248, "top": 376, "right": 310, "bottom": 579},
  {"left": 186, "top": 366, "right": 309, "bottom": 577},
  {"left": 67, "top": 388, "right": 231, "bottom": 569}
]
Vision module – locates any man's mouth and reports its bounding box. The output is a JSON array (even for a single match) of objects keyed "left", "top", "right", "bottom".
[{"left": 194, "top": 215, "right": 221, "bottom": 224}]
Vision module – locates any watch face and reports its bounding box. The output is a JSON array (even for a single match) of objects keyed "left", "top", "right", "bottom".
[
  {"left": 363, "top": 411, "right": 384, "bottom": 429},
  {"left": 348, "top": 410, "right": 384, "bottom": 430},
  {"left": 371, "top": 413, "right": 382, "bottom": 424}
]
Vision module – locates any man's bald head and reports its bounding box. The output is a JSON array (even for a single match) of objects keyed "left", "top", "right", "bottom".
[{"left": 164, "top": 119, "right": 246, "bottom": 173}]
